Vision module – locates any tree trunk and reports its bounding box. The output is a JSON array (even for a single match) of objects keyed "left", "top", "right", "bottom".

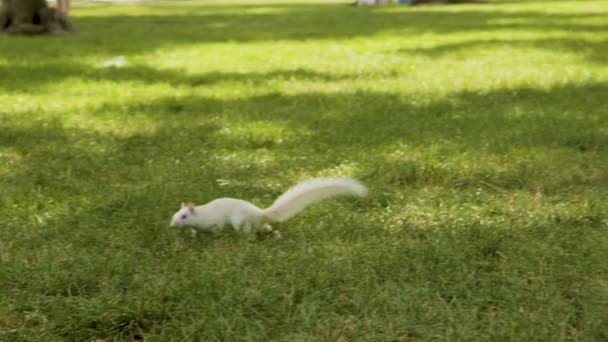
[{"left": 1, "top": 0, "right": 74, "bottom": 35}]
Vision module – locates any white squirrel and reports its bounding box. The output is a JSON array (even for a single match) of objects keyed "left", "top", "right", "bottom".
[{"left": 170, "top": 178, "right": 367, "bottom": 233}]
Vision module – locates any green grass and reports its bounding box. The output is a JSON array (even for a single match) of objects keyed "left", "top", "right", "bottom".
[{"left": 1, "top": 0, "right": 608, "bottom": 340}]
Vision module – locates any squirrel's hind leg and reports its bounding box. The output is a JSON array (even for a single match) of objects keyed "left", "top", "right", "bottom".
[
  {"left": 241, "top": 222, "right": 253, "bottom": 233},
  {"left": 256, "top": 223, "right": 282, "bottom": 239},
  {"left": 230, "top": 216, "right": 253, "bottom": 233},
  {"left": 260, "top": 223, "right": 273, "bottom": 234}
]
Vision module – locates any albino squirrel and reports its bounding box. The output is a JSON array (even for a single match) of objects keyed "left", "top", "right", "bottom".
[{"left": 170, "top": 178, "right": 367, "bottom": 233}]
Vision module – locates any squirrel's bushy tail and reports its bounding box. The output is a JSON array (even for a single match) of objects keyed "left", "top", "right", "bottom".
[{"left": 261, "top": 178, "right": 367, "bottom": 222}]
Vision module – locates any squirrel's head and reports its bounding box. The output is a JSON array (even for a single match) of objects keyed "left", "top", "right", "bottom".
[{"left": 170, "top": 202, "right": 198, "bottom": 228}]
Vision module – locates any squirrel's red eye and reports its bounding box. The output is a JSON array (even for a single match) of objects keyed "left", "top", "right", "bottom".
[{"left": 181, "top": 214, "right": 188, "bottom": 220}]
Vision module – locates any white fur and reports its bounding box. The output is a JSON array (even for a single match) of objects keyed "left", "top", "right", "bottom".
[{"left": 170, "top": 178, "right": 367, "bottom": 233}]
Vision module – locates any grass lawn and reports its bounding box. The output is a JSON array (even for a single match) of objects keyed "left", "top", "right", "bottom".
[{"left": 1, "top": 0, "right": 607, "bottom": 340}]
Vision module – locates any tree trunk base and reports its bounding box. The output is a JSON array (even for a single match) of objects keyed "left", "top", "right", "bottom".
[{"left": 1, "top": 2, "right": 75, "bottom": 36}]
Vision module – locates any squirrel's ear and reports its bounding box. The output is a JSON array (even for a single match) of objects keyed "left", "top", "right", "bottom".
[
  {"left": 187, "top": 202, "right": 196, "bottom": 214},
  {"left": 181, "top": 202, "right": 186, "bottom": 209}
]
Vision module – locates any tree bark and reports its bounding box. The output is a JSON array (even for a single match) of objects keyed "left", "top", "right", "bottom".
[{"left": 1, "top": 0, "right": 74, "bottom": 35}]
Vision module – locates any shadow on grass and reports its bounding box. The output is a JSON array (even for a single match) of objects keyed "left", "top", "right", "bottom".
[
  {"left": 0, "top": 3, "right": 605, "bottom": 63},
  {"left": 2, "top": 81, "right": 606, "bottom": 199},
  {"left": 398, "top": 37, "right": 608, "bottom": 65},
  {"left": 0, "top": 63, "right": 357, "bottom": 93},
  {"left": 76, "top": 81, "right": 608, "bottom": 152}
]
